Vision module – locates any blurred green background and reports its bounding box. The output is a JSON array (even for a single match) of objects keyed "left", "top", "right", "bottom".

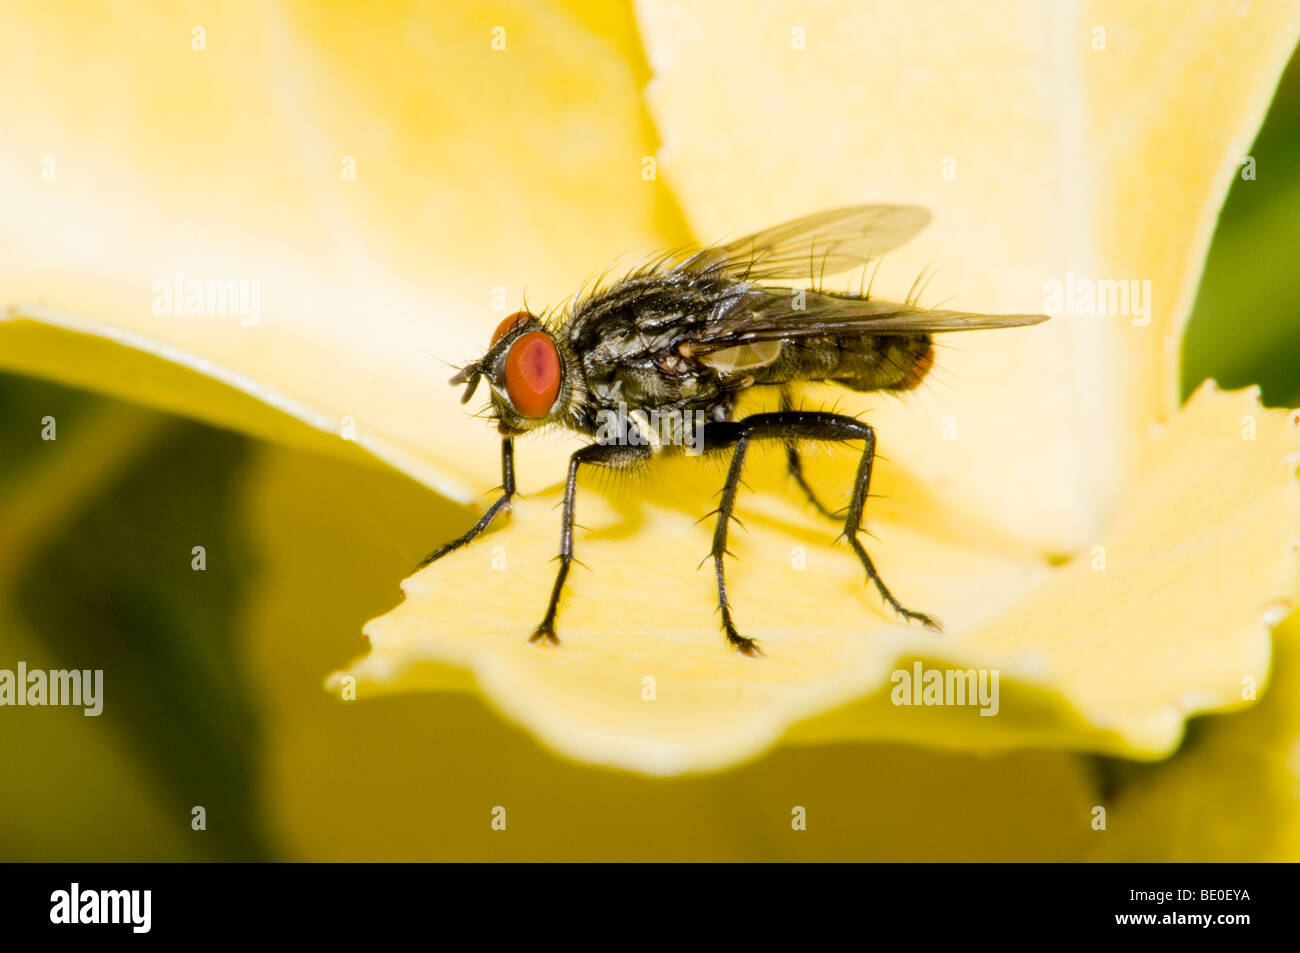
[
  {"left": 1181, "top": 44, "right": 1300, "bottom": 406},
  {"left": 1, "top": 44, "right": 1297, "bottom": 862}
]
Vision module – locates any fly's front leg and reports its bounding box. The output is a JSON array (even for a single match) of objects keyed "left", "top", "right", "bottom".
[
  {"left": 705, "top": 421, "right": 763, "bottom": 657},
  {"left": 532, "top": 441, "right": 650, "bottom": 646},
  {"left": 417, "top": 438, "right": 516, "bottom": 569}
]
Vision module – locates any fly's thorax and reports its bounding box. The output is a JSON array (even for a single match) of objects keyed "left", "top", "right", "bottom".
[
  {"left": 582, "top": 351, "right": 728, "bottom": 419},
  {"left": 586, "top": 392, "right": 713, "bottom": 455}
]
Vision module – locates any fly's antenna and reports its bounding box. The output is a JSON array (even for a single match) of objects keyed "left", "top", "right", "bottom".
[
  {"left": 419, "top": 343, "right": 484, "bottom": 402},
  {"left": 432, "top": 356, "right": 459, "bottom": 371},
  {"left": 449, "top": 362, "right": 483, "bottom": 403},
  {"left": 413, "top": 342, "right": 464, "bottom": 373}
]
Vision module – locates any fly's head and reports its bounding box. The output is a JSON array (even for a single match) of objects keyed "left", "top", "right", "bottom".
[{"left": 450, "top": 311, "right": 579, "bottom": 437}]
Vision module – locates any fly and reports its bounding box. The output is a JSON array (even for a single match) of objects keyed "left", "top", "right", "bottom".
[{"left": 423, "top": 205, "right": 1048, "bottom": 656}]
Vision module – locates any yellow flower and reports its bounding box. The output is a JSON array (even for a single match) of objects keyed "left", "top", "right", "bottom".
[{"left": 2, "top": 0, "right": 1298, "bottom": 812}]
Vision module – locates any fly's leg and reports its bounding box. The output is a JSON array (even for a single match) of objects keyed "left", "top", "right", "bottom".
[
  {"left": 705, "top": 412, "right": 940, "bottom": 653},
  {"left": 707, "top": 423, "right": 763, "bottom": 657},
  {"left": 785, "top": 445, "right": 840, "bottom": 519},
  {"left": 779, "top": 389, "right": 839, "bottom": 520},
  {"left": 417, "top": 438, "right": 516, "bottom": 569},
  {"left": 532, "top": 441, "right": 650, "bottom": 646},
  {"left": 837, "top": 417, "right": 942, "bottom": 632}
]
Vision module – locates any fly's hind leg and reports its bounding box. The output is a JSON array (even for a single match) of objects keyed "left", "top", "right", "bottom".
[
  {"left": 837, "top": 417, "right": 941, "bottom": 632},
  {"left": 785, "top": 445, "right": 841, "bottom": 519},
  {"left": 532, "top": 441, "right": 651, "bottom": 646},
  {"left": 705, "top": 412, "right": 939, "bottom": 655},
  {"left": 779, "top": 389, "right": 840, "bottom": 520}
]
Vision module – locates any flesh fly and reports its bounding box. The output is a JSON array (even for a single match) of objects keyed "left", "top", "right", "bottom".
[{"left": 425, "top": 206, "right": 1047, "bottom": 655}]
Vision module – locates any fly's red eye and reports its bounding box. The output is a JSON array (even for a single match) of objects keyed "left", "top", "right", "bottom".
[
  {"left": 505, "top": 331, "right": 562, "bottom": 417},
  {"left": 491, "top": 311, "right": 533, "bottom": 345}
]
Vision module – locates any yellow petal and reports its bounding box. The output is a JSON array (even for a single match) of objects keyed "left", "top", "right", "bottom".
[
  {"left": 1086, "top": 614, "right": 1300, "bottom": 860},
  {"left": 332, "top": 383, "right": 1300, "bottom": 774},
  {"left": 0, "top": 0, "right": 685, "bottom": 501},
  {"left": 958, "top": 383, "right": 1299, "bottom": 752},
  {"left": 241, "top": 435, "right": 1097, "bottom": 859},
  {"left": 635, "top": 0, "right": 1300, "bottom": 553}
]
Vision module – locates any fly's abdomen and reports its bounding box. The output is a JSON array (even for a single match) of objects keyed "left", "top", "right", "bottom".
[{"left": 752, "top": 334, "right": 934, "bottom": 393}]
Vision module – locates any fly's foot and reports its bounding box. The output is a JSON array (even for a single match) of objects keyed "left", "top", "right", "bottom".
[
  {"left": 897, "top": 606, "right": 942, "bottom": 633},
  {"left": 845, "top": 534, "right": 942, "bottom": 635},
  {"left": 529, "top": 624, "right": 560, "bottom": 647},
  {"left": 722, "top": 621, "right": 764, "bottom": 658}
]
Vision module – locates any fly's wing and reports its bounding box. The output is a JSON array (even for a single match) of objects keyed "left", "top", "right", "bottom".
[
  {"left": 681, "top": 205, "right": 932, "bottom": 281},
  {"left": 686, "top": 288, "right": 1048, "bottom": 355}
]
